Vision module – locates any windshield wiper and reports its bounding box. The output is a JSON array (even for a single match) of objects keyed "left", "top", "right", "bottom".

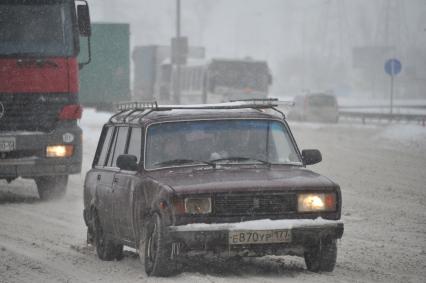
[
  {"left": 209, "top": 156, "right": 272, "bottom": 167},
  {"left": 154, "top": 159, "right": 216, "bottom": 168}
]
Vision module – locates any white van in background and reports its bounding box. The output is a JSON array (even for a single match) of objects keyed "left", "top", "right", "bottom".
[{"left": 288, "top": 93, "right": 339, "bottom": 123}]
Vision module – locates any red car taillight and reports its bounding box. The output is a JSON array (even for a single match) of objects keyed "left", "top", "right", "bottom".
[{"left": 58, "top": 104, "right": 83, "bottom": 120}]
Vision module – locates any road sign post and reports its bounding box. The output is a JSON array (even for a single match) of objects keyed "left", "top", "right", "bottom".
[
  {"left": 384, "top": 58, "right": 402, "bottom": 115},
  {"left": 173, "top": 0, "right": 182, "bottom": 104}
]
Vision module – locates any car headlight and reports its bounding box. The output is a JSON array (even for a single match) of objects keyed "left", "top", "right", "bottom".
[
  {"left": 46, "top": 145, "right": 74, "bottom": 157},
  {"left": 184, "top": 197, "right": 212, "bottom": 214},
  {"left": 297, "top": 193, "right": 336, "bottom": 212}
]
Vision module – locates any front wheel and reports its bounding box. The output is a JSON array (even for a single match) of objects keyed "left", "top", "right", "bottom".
[
  {"left": 304, "top": 239, "right": 337, "bottom": 272},
  {"left": 35, "top": 175, "right": 68, "bottom": 200},
  {"left": 139, "top": 213, "right": 176, "bottom": 277}
]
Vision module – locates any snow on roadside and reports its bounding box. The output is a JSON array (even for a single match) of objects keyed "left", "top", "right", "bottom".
[
  {"left": 338, "top": 97, "right": 426, "bottom": 107},
  {"left": 290, "top": 118, "right": 426, "bottom": 150},
  {"left": 78, "top": 108, "right": 113, "bottom": 171},
  {"left": 80, "top": 107, "right": 111, "bottom": 132},
  {"left": 373, "top": 124, "right": 426, "bottom": 148},
  {"left": 79, "top": 107, "right": 112, "bottom": 147}
]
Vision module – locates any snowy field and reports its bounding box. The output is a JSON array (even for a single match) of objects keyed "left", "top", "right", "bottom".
[{"left": 0, "top": 108, "right": 425, "bottom": 283}]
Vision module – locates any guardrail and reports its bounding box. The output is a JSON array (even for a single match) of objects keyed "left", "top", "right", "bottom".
[
  {"left": 339, "top": 105, "right": 426, "bottom": 109},
  {"left": 339, "top": 111, "right": 426, "bottom": 126}
]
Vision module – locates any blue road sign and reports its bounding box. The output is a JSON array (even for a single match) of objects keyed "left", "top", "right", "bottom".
[{"left": 385, "top": 59, "right": 402, "bottom": 76}]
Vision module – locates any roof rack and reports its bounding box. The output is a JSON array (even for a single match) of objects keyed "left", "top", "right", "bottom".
[
  {"left": 111, "top": 98, "right": 292, "bottom": 123},
  {"left": 117, "top": 101, "right": 158, "bottom": 111}
]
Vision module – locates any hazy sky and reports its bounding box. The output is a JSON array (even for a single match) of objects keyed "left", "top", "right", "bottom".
[
  {"left": 88, "top": 0, "right": 425, "bottom": 54},
  {"left": 88, "top": 0, "right": 426, "bottom": 96}
]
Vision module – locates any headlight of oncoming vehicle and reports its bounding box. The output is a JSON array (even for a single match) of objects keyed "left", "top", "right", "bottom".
[
  {"left": 46, "top": 145, "right": 74, "bottom": 157},
  {"left": 184, "top": 197, "right": 212, "bottom": 214},
  {"left": 297, "top": 193, "right": 336, "bottom": 212}
]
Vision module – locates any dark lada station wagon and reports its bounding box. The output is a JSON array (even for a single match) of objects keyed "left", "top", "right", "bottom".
[{"left": 83, "top": 99, "right": 344, "bottom": 277}]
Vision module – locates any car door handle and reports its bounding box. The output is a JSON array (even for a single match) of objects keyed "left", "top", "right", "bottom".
[{"left": 97, "top": 174, "right": 101, "bottom": 181}]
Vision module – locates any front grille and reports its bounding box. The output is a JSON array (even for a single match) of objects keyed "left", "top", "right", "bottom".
[
  {"left": 0, "top": 93, "right": 73, "bottom": 132},
  {"left": 214, "top": 192, "right": 297, "bottom": 216}
]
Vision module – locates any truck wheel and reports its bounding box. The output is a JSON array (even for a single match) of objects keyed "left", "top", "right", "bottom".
[
  {"left": 35, "top": 175, "right": 68, "bottom": 200},
  {"left": 94, "top": 214, "right": 123, "bottom": 261},
  {"left": 139, "top": 213, "right": 176, "bottom": 277},
  {"left": 304, "top": 239, "right": 337, "bottom": 272}
]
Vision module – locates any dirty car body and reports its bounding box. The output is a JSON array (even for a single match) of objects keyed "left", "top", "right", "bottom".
[{"left": 83, "top": 100, "right": 344, "bottom": 276}]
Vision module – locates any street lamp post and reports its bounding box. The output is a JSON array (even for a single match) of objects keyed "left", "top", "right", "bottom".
[{"left": 174, "top": 0, "right": 181, "bottom": 104}]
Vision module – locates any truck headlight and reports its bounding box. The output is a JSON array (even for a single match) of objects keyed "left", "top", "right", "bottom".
[
  {"left": 297, "top": 193, "right": 336, "bottom": 212},
  {"left": 184, "top": 197, "right": 212, "bottom": 214},
  {"left": 46, "top": 145, "right": 74, "bottom": 157}
]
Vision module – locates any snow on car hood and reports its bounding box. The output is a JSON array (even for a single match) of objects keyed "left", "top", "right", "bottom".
[{"left": 147, "top": 167, "right": 337, "bottom": 194}]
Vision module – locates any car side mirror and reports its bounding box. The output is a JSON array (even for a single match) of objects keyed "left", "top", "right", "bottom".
[
  {"left": 117, "top": 154, "right": 138, "bottom": 171},
  {"left": 77, "top": 4, "right": 91, "bottom": 37},
  {"left": 302, "top": 149, "right": 322, "bottom": 165}
]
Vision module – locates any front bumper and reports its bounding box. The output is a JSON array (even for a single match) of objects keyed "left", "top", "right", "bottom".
[
  {"left": 0, "top": 126, "right": 82, "bottom": 178},
  {"left": 169, "top": 218, "right": 344, "bottom": 256}
]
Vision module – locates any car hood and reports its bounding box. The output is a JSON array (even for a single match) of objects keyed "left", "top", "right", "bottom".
[{"left": 146, "top": 166, "right": 338, "bottom": 194}]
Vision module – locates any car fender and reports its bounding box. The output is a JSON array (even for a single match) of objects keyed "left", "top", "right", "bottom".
[{"left": 132, "top": 177, "right": 174, "bottom": 243}]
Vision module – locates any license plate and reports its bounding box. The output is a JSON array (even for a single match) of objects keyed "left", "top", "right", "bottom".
[
  {"left": 229, "top": 229, "right": 291, "bottom": 245},
  {"left": 0, "top": 137, "right": 16, "bottom": 152}
]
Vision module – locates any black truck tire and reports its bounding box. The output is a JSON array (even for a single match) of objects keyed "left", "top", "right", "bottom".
[
  {"left": 94, "top": 214, "right": 123, "bottom": 261},
  {"left": 139, "top": 213, "right": 176, "bottom": 277},
  {"left": 304, "top": 239, "right": 337, "bottom": 272},
  {"left": 35, "top": 175, "right": 68, "bottom": 200}
]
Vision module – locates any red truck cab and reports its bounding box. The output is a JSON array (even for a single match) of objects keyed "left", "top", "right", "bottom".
[{"left": 0, "top": 0, "right": 91, "bottom": 200}]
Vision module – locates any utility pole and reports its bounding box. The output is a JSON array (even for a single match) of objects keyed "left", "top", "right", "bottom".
[{"left": 174, "top": 0, "right": 181, "bottom": 104}]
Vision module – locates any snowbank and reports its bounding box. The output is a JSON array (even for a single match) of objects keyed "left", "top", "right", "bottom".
[
  {"left": 79, "top": 108, "right": 112, "bottom": 144},
  {"left": 373, "top": 124, "right": 426, "bottom": 147},
  {"left": 80, "top": 107, "right": 112, "bottom": 129}
]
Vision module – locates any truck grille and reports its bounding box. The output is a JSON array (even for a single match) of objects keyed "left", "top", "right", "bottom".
[
  {"left": 214, "top": 192, "right": 297, "bottom": 216},
  {"left": 0, "top": 93, "right": 72, "bottom": 132}
]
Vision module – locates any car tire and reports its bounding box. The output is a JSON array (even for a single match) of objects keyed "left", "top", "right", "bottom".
[
  {"left": 35, "top": 175, "right": 68, "bottom": 200},
  {"left": 94, "top": 213, "right": 123, "bottom": 261},
  {"left": 139, "top": 213, "right": 176, "bottom": 277},
  {"left": 304, "top": 239, "right": 337, "bottom": 272}
]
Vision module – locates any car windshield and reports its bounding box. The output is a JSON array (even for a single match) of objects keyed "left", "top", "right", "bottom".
[
  {"left": 0, "top": 2, "right": 74, "bottom": 56},
  {"left": 145, "top": 119, "right": 302, "bottom": 169}
]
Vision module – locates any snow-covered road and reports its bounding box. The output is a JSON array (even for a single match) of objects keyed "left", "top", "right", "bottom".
[{"left": 1, "top": 109, "right": 425, "bottom": 283}]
